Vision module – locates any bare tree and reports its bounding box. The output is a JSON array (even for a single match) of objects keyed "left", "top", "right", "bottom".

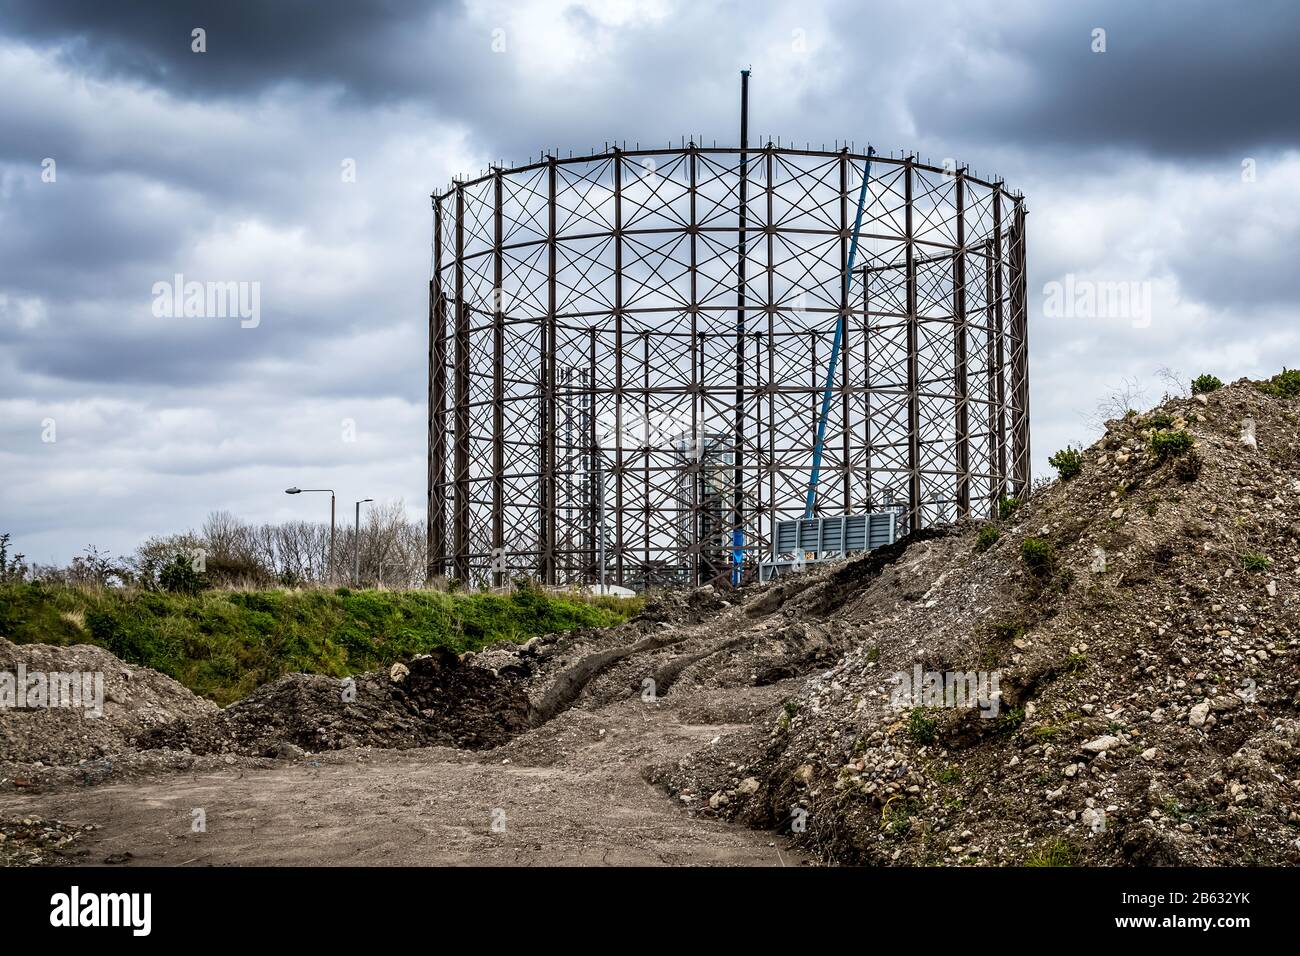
[
  {"left": 1085, "top": 375, "right": 1146, "bottom": 433},
  {"left": 1155, "top": 365, "right": 1190, "bottom": 400}
]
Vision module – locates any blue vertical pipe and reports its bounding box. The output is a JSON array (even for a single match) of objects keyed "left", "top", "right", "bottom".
[{"left": 804, "top": 147, "right": 874, "bottom": 519}]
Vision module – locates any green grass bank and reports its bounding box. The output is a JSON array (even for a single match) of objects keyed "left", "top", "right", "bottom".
[{"left": 0, "top": 583, "right": 641, "bottom": 705}]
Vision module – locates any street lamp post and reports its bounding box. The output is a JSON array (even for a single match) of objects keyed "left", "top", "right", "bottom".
[
  {"left": 353, "top": 498, "right": 373, "bottom": 586},
  {"left": 285, "top": 487, "right": 336, "bottom": 583}
]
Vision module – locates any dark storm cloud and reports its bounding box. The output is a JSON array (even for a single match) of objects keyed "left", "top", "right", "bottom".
[
  {"left": 908, "top": 0, "right": 1300, "bottom": 157},
  {"left": 0, "top": 0, "right": 451, "bottom": 102},
  {"left": 7, "top": 0, "right": 1298, "bottom": 165}
]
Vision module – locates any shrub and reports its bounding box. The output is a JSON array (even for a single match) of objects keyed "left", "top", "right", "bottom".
[
  {"left": 0, "top": 533, "right": 28, "bottom": 584},
  {"left": 1019, "top": 537, "right": 1054, "bottom": 577},
  {"left": 1150, "top": 429, "right": 1193, "bottom": 461},
  {"left": 205, "top": 553, "right": 274, "bottom": 588},
  {"left": 1191, "top": 374, "right": 1222, "bottom": 395},
  {"left": 976, "top": 525, "right": 1000, "bottom": 552},
  {"left": 1147, "top": 411, "right": 1175, "bottom": 430},
  {"left": 907, "top": 707, "right": 938, "bottom": 744},
  {"left": 158, "top": 554, "right": 205, "bottom": 595},
  {"left": 1257, "top": 368, "right": 1300, "bottom": 399},
  {"left": 998, "top": 495, "right": 1020, "bottom": 521},
  {"left": 1048, "top": 446, "right": 1084, "bottom": 481},
  {"left": 1242, "top": 552, "right": 1271, "bottom": 572}
]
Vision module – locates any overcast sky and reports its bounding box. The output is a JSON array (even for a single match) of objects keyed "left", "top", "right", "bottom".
[{"left": 2, "top": 0, "right": 1298, "bottom": 564}]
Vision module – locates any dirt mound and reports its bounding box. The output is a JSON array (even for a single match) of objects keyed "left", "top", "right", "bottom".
[
  {"left": 138, "top": 647, "right": 534, "bottom": 756},
  {"left": 659, "top": 379, "right": 1300, "bottom": 866},
  {"left": 1, "top": 607, "right": 708, "bottom": 771},
  {"left": 0, "top": 637, "right": 217, "bottom": 766}
]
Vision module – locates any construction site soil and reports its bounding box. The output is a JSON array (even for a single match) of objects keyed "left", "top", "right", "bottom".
[{"left": 3, "top": 380, "right": 1298, "bottom": 866}]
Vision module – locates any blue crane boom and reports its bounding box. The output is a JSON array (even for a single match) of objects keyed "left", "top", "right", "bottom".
[{"left": 804, "top": 147, "right": 875, "bottom": 519}]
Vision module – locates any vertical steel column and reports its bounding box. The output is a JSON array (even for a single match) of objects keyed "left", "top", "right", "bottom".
[
  {"left": 642, "top": 329, "right": 650, "bottom": 584},
  {"left": 452, "top": 185, "right": 470, "bottom": 582},
  {"left": 984, "top": 238, "right": 998, "bottom": 517},
  {"left": 992, "top": 187, "right": 1007, "bottom": 502},
  {"left": 732, "top": 70, "right": 750, "bottom": 584},
  {"left": 587, "top": 328, "right": 598, "bottom": 579},
  {"left": 764, "top": 146, "right": 776, "bottom": 549},
  {"left": 698, "top": 332, "right": 707, "bottom": 576},
  {"left": 904, "top": 158, "right": 922, "bottom": 532},
  {"left": 862, "top": 275, "right": 873, "bottom": 510},
  {"left": 612, "top": 152, "right": 625, "bottom": 587},
  {"left": 838, "top": 151, "right": 851, "bottom": 512},
  {"left": 810, "top": 331, "right": 818, "bottom": 449},
  {"left": 688, "top": 146, "right": 700, "bottom": 585},
  {"left": 953, "top": 169, "right": 970, "bottom": 518},
  {"left": 542, "top": 157, "right": 558, "bottom": 585},
  {"left": 1010, "top": 196, "right": 1030, "bottom": 496},
  {"left": 491, "top": 171, "right": 505, "bottom": 587},
  {"left": 428, "top": 199, "right": 447, "bottom": 581}
]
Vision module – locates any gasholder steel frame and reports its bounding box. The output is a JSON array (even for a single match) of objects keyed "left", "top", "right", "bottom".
[{"left": 427, "top": 145, "right": 1029, "bottom": 590}]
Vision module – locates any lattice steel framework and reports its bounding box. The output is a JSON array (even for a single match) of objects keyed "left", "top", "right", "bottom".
[{"left": 427, "top": 146, "right": 1029, "bottom": 590}]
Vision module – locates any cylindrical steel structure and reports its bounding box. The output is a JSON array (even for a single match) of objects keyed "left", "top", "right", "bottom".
[{"left": 429, "top": 146, "right": 1029, "bottom": 590}]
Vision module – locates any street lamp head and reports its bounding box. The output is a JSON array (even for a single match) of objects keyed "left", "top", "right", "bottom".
[
  {"left": 362, "top": 498, "right": 374, "bottom": 503},
  {"left": 285, "top": 487, "right": 302, "bottom": 495}
]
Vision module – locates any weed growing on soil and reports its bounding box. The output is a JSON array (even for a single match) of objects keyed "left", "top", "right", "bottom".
[
  {"left": 1020, "top": 537, "right": 1055, "bottom": 577},
  {"left": 1048, "top": 446, "right": 1084, "bottom": 480},
  {"left": 1025, "top": 839, "right": 1080, "bottom": 867},
  {"left": 778, "top": 699, "right": 802, "bottom": 731},
  {"left": 1150, "top": 429, "right": 1194, "bottom": 461},
  {"left": 1242, "top": 552, "right": 1271, "bottom": 572},
  {"left": 976, "top": 525, "right": 1000, "bottom": 552},
  {"left": 907, "top": 707, "right": 938, "bottom": 744},
  {"left": 997, "top": 706, "right": 1025, "bottom": 736},
  {"left": 1191, "top": 373, "right": 1222, "bottom": 395},
  {"left": 1148, "top": 411, "right": 1176, "bottom": 430},
  {"left": 881, "top": 796, "right": 922, "bottom": 835},
  {"left": 933, "top": 765, "right": 961, "bottom": 784}
]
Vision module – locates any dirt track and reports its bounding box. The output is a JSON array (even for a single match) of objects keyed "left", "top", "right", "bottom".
[
  {"left": 2, "top": 573, "right": 845, "bottom": 867},
  {"left": 0, "top": 692, "right": 812, "bottom": 867}
]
